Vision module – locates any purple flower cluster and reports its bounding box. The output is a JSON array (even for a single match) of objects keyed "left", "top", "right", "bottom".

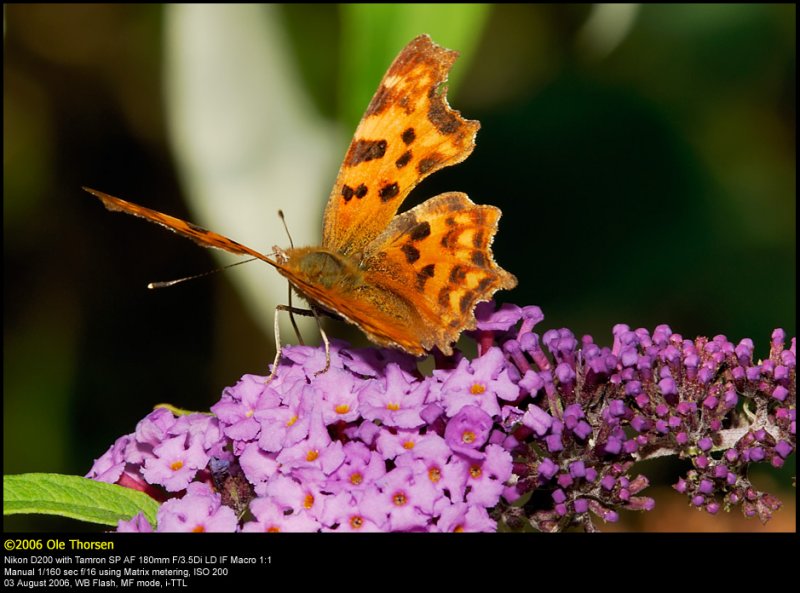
[
  {"left": 488, "top": 310, "right": 795, "bottom": 530},
  {"left": 88, "top": 302, "right": 795, "bottom": 532},
  {"left": 89, "top": 335, "right": 515, "bottom": 532}
]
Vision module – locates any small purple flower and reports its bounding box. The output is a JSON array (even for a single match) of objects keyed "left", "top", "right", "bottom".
[
  {"left": 340, "top": 343, "right": 419, "bottom": 378},
  {"left": 538, "top": 457, "right": 559, "bottom": 481},
  {"left": 436, "top": 503, "right": 497, "bottom": 532},
  {"left": 569, "top": 461, "right": 586, "bottom": 479},
  {"left": 278, "top": 342, "right": 347, "bottom": 380},
  {"left": 775, "top": 440, "right": 794, "bottom": 459},
  {"left": 395, "top": 454, "right": 467, "bottom": 504},
  {"left": 545, "top": 433, "right": 564, "bottom": 452},
  {"left": 212, "top": 374, "right": 280, "bottom": 444},
  {"left": 275, "top": 408, "right": 345, "bottom": 475},
  {"left": 444, "top": 405, "right": 493, "bottom": 459},
  {"left": 360, "top": 466, "right": 440, "bottom": 531},
  {"left": 135, "top": 407, "right": 177, "bottom": 449},
  {"left": 474, "top": 301, "right": 523, "bottom": 331},
  {"left": 241, "top": 497, "right": 321, "bottom": 532},
  {"left": 312, "top": 367, "right": 368, "bottom": 425},
  {"left": 522, "top": 404, "right": 553, "bottom": 436},
  {"left": 87, "top": 435, "right": 132, "bottom": 484},
  {"left": 237, "top": 442, "right": 279, "bottom": 494},
  {"left": 374, "top": 427, "right": 448, "bottom": 462},
  {"left": 327, "top": 441, "right": 387, "bottom": 494},
  {"left": 116, "top": 512, "right": 153, "bottom": 533},
  {"left": 157, "top": 483, "right": 238, "bottom": 532},
  {"left": 318, "top": 492, "right": 383, "bottom": 532},
  {"left": 461, "top": 444, "right": 513, "bottom": 508},
  {"left": 698, "top": 437, "right": 713, "bottom": 452},
  {"left": 359, "top": 364, "right": 428, "bottom": 428},
  {"left": 142, "top": 435, "right": 209, "bottom": 492},
  {"left": 254, "top": 383, "right": 314, "bottom": 453},
  {"left": 698, "top": 479, "right": 714, "bottom": 495},
  {"left": 439, "top": 348, "right": 519, "bottom": 417},
  {"left": 262, "top": 473, "right": 327, "bottom": 521}
]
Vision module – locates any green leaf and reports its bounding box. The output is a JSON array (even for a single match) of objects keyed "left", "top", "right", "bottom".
[
  {"left": 3, "top": 473, "right": 159, "bottom": 529},
  {"left": 339, "top": 4, "right": 492, "bottom": 129}
]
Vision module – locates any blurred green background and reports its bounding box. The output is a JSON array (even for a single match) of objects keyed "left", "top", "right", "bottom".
[{"left": 4, "top": 5, "right": 795, "bottom": 531}]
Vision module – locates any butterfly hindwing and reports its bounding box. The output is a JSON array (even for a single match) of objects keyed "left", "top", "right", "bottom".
[{"left": 359, "top": 192, "right": 518, "bottom": 354}]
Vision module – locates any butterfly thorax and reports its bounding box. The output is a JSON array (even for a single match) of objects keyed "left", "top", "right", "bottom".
[{"left": 279, "top": 247, "right": 362, "bottom": 293}]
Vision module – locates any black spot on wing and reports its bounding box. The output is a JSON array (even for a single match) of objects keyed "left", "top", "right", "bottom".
[
  {"left": 401, "top": 243, "right": 420, "bottom": 263},
  {"left": 402, "top": 128, "right": 416, "bottom": 145},
  {"left": 395, "top": 151, "right": 412, "bottom": 169},
  {"left": 341, "top": 184, "right": 368, "bottom": 203},
  {"left": 379, "top": 182, "right": 400, "bottom": 202},
  {"left": 366, "top": 85, "right": 392, "bottom": 116},
  {"left": 477, "top": 277, "right": 493, "bottom": 293},
  {"left": 346, "top": 139, "right": 388, "bottom": 166},
  {"left": 441, "top": 228, "right": 459, "bottom": 250},
  {"left": 438, "top": 286, "right": 451, "bottom": 309},
  {"left": 459, "top": 290, "right": 475, "bottom": 314},
  {"left": 449, "top": 265, "right": 467, "bottom": 284},
  {"left": 409, "top": 221, "right": 431, "bottom": 242},
  {"left": 427, "top": 88, "right": 461, "bottom": 135},
  {"left": 415, "top": 263, "right": 435, "bottom": 292},
  {"left": 342, "top": 185, "right": 355, "bottom": 202},
  {"left": 417, "top": 156, "right": 438, "bottom": 175},
  {"left": 471, "top": 250, "right": 486, "bottom": 267}
]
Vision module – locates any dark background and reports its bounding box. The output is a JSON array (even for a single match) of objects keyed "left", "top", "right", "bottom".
[{"left": 4, "top": 4, "right": 795, "bottom": 531}]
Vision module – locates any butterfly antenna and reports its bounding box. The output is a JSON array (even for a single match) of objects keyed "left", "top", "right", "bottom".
[
  {"left": 278, "top": 210, "right": 294, "bottom": 249},
  {"left": 147, "top": 258, "right": 257, "bottom": 289}
]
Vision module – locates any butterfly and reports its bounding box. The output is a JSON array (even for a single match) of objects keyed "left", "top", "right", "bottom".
[{"left": 86, "top": 34, "right": 517, "bottom": 367}]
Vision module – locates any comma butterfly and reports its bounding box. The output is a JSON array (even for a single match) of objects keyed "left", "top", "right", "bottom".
[{"left": 85, "top": 34, "right": 517, "bottom": 359}]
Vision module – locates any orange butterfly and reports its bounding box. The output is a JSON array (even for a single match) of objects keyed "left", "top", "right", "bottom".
[{"left": 86, "top": 34, "right": 517, "bottom": 364}]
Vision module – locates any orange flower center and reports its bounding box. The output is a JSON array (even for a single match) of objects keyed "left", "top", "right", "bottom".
[
  {"left": 462, "top": 431, "right": 476, "bottom": 444},
  {"left": 170, "top": 460, "right": 184, "bottom": 471},
  {"left": 350, "top": 516, "right": 364, "bottom": 529},
  {"left": 335, "top": 404, "right": 350, "bottom": 415},
  {"left": 470, "top": 383, "right": 486, "bottom": 395},
  {"left": 267, "top": 526, "right": 281, "bottom": 533},
  {"left": 402, "top": 440, "right": 415, "bottom": 450},
  {"left": 350, "top": 472, "right": 363, "bottom": 486},
  {"left": 286, "top": 415, "right": 298, "bottom": 427},
  {"left": 387, "top": 402, "right": 401, "bottom": 411},
  {"left": 428, "top": 467, "right": 442, "bottom": 483},
  {"left": 192, "top": 525, "right": 205, "bottom": 533},
  {"left": 304, "top": 494, "right": 315, "bottom": 509},
  {"left": 469, "top": 465, "right": 482, "bottom": 479},
  {"left": 306, "top": 449, "right": 319, "bottom": 462},
  {"left": 392, "top": 491, "right": 408, "bottom": 506}
]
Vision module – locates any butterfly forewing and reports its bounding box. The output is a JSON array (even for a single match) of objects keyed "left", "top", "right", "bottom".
[
  {"left": 321, "top": 35, "right": 480, "bottom": 258},
  {"left": 84, "top": 188, "right": 280, "bottom": 266}
]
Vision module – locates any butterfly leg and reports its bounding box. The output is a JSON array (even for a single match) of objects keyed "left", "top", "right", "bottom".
[
  {"left": 310, "top": 306, "right": 331, "bottom": 377},
  {"left": 265, "top": 304, "right": 328, "bottom": 383},
  {"left": 287, "top": 284, "right": 305, "bottom": 345}
]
